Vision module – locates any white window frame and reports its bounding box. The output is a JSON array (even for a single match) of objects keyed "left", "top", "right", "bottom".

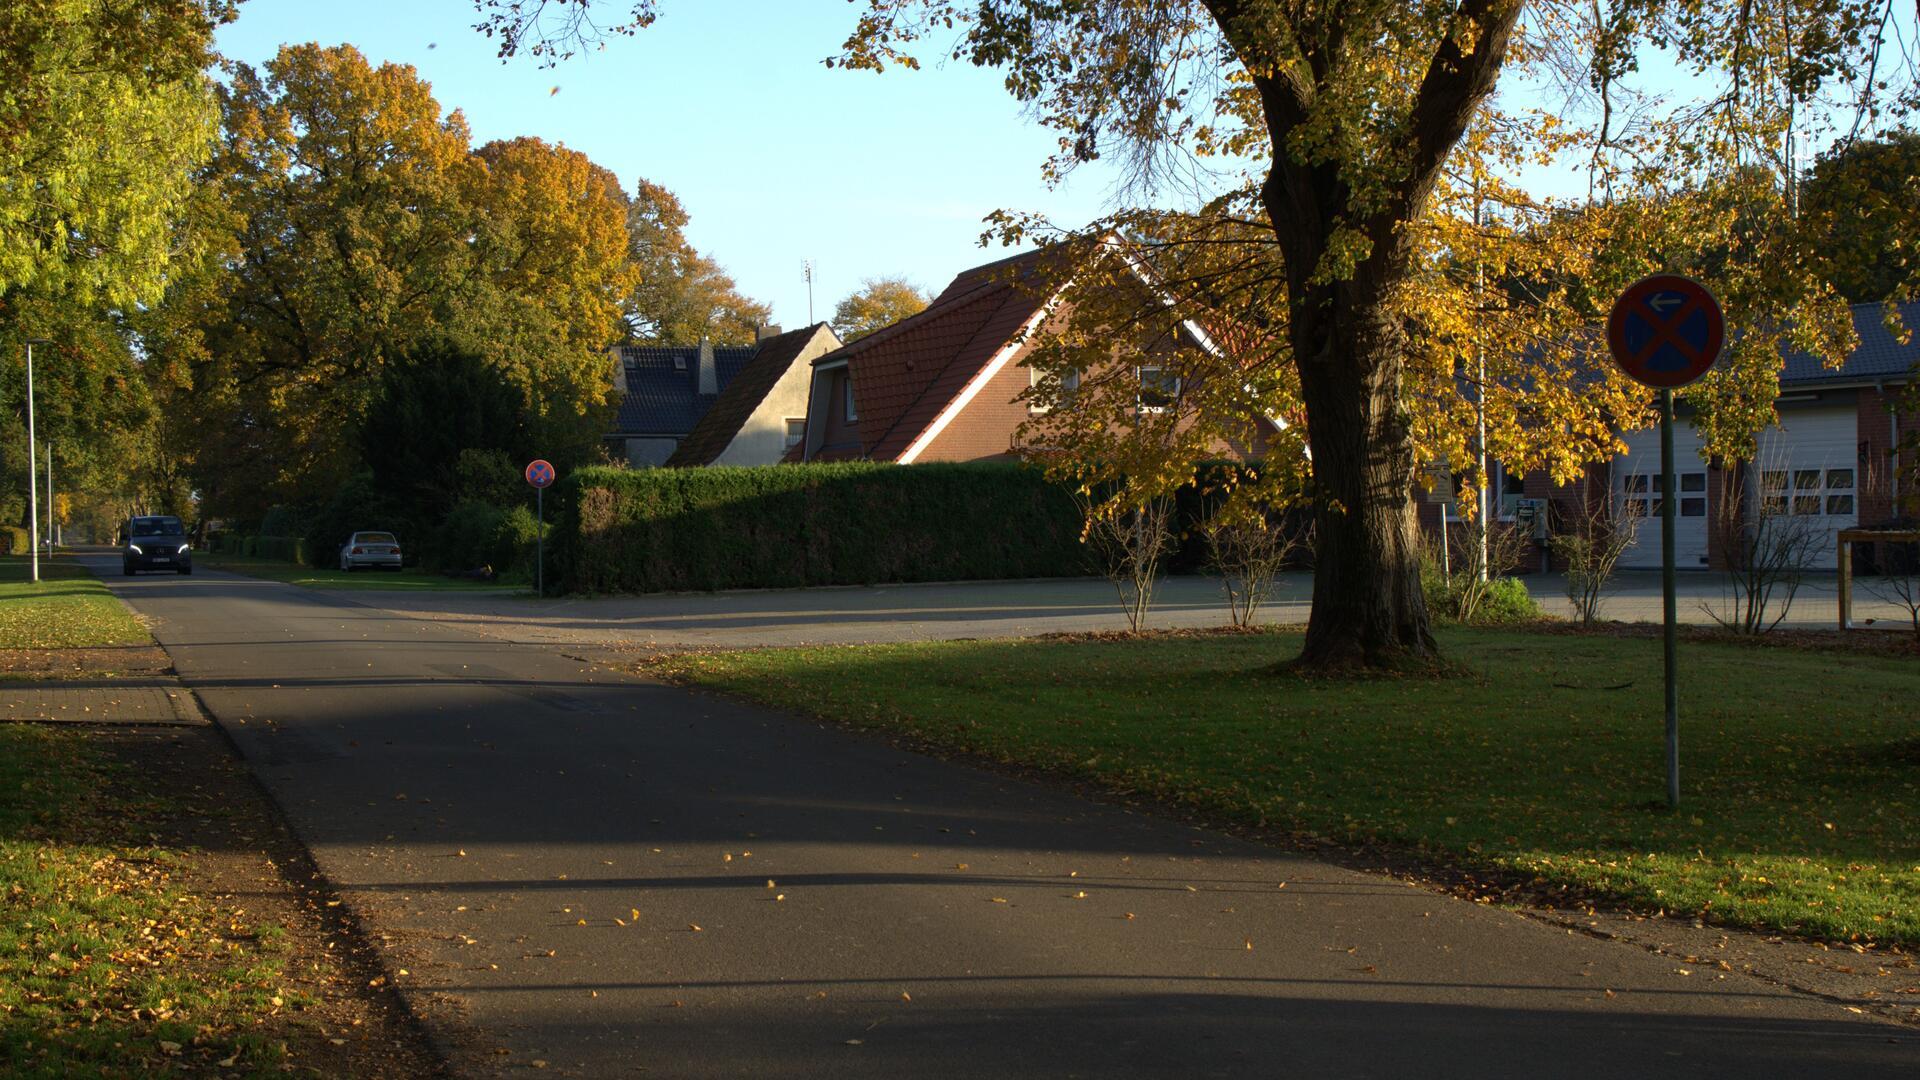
[
  {"left": 783, "top": 418, "right": 807, "bottom": 451},
  {"left": 843, "top": 374, "right": 858, "bottom": 422},
  {"left": 1027, "top": 365, "right": 1081, "bottom": 413},
  {"left": 1136, "top": 364, "right": 1179, "bottom": 414}
]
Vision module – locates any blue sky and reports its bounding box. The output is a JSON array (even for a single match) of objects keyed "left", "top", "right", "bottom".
[{"left": 215, "top": 0, "right": 1141, "bottom": 329}]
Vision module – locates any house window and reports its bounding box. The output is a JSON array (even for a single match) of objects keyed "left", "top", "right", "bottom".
[
  {"left": 784, "top": 418, "right": 806, "bottom": 451},
  {"left": 1028, "top": 365, "right": 1081, "bottom": 412},
  {"left": 1492, "top": 461, "right": 1526, "bottom": 520},
  {"left": 843, "top": 375, "right": 858, "bottom": 421},
  {"left": 1137, "top": 365, "right": 1179, "bottom": 412}
]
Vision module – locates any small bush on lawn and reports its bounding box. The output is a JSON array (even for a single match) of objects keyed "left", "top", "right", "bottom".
[{"left": 1421, "top": 559, "right": 1543, "bottom": 624}]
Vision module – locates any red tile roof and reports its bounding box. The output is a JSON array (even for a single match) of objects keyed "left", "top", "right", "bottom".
[{"left": 816, "top": 249, "right": 1064, "bottom": 462}]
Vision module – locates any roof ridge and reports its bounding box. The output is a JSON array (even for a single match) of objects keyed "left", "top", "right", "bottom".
[
  {"left": 822, "top": 278, "right": 1010, "bottom": 363},
  {"left": 866, "top": 285, "right": 1047, "bottom": 457}
]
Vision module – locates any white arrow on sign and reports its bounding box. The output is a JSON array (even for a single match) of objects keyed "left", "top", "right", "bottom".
[{"left": 1649, "top": 292, "right": 1684, "bottom": 312}]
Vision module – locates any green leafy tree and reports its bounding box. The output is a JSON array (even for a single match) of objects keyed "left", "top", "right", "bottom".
[
  {"left": 831, "top": 276, "right": 931, "bottom": 341},
  {"left": 359, "top": 338, "right": 533, "bottom": 520},
  {"left": 465, "top": 135, "right": 637, "bottom": 460},
  {"left": 1801, "top": 130, "right": 1920, "bottom": 304},
  {"left": 0, "top": 0, "right": 226, "bottom": 305},
  {"left": 620, "top": 180, "right": 773, "bottom": 345}
]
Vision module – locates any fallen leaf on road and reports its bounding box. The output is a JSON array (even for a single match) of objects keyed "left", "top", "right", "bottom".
[
  {"left": 688, "top": 923, "right": 703, "bottom": 932},
  {"left": 990, "top": 897, "right": 1007, "bottom": 904},
  {"left": 1244, "top": 938, "right": 1253, "bottom": 951},
  {"left": 845, "top": 1039, "right": 864, "bottom": 1046},
  {"left": 901, "top": 992, "right": 912, "bottom": 1003}
]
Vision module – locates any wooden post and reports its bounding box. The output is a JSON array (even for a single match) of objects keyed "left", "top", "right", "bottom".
[{"left": 1838, "top": 534, "right": 1851, "bottom": 632}]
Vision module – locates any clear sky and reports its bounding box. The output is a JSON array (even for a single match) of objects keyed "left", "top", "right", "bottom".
[{"left": 214, "top": 0, "right": 1142, "bottom": 331}]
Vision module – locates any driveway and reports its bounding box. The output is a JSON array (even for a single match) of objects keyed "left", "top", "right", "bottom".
[
  {"left": 324, "top": 570, "right": 1909, "bottom": 651},
  {"left": 85, "top": 558, "right": 1917, "bottom": 1078}
]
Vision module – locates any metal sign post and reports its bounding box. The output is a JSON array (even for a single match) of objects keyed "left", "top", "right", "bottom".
[
  {"left": 1659, "top": 389, "right": 1680, "bottom": 808},
  {"left": 525, "top": 459, "right": 556, "bottom": 595},
  {"left": 1606, "top": 274, "right": 1724, "bottom": 810}
]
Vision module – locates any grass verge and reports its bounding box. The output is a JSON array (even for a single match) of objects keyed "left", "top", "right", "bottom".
[
  {"left": 0, "top": 556, "right": 149, "bottom": 649},
  {"left": 0, "top": 724, "right": 296, "bottom": 1076},
  {"left": 650, "top": 627, "right": 1920, "bottom": 947},
  {"left": 198, "top": 554, "right": 519, "bottom": 593}
]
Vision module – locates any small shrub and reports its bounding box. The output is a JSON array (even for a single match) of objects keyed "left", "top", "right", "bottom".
[
  {"left": 1421, "top": 554, "right": 1542, "bottom": 624},
  {"left": 433, "top": 500, "right": 509, "bottom": 572},
  {"left": 0, "top": 526, "right": 28, "bottom": 556}
]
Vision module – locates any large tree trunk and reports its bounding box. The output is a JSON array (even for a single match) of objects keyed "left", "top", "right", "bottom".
[{"left": 1290, "top": 296, "right": 1438, "bottom": 671}]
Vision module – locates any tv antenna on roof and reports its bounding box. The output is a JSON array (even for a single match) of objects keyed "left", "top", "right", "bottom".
[{"left": 803, "top": 259, "right": 815, "bottom": 324}]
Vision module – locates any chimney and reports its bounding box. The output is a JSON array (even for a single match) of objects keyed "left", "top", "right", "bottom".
[
  {"left": 609, "top": 347, "right": 628, "bottom": 395},
  {"left": 754, "top": 323, "right": 784, "bottom": 343},
  {"left": 697, "top": 336, "right": 717, "bottom": 395}
]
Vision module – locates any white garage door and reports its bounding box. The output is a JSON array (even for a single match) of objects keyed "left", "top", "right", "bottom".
[
  {"left": 1755, "top": 405, "right": 1858, "bottom": 568},
  {"left": 1615, "top": 421, "right": 1711, "bottom": 569}
]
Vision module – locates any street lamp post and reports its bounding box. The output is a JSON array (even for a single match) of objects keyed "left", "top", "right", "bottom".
[{"left": 23, "top": 338, "right": 49, "bottom": 583}]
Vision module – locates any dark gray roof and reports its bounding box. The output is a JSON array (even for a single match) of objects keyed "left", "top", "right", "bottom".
[
  {"left": 664, "top": 325, "right": 834, "bottom": 467},
  {"left": 1780, "top": 301, "right": 1920, "bottom": 385},
  {"left": 611, "top": 344, "right": 757, "bottom": 436}
]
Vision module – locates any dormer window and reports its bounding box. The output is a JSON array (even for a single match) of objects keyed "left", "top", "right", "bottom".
[
  {"left": 844, "top": 375, "right": 858, "bottom": 421},
  {"left": 673, "top": 353, "right": 687, "bottom": 371}
]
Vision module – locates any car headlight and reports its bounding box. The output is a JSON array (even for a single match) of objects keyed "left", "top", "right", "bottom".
[
  {"left": 177, "top": 544, "right": 190, "bottom": 554},
  {"left": 128, "top": 544, "right": 143, "bottom": 555}
]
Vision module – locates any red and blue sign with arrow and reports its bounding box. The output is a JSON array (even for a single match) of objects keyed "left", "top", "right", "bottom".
[{"left": 1605, "top": 274, "right": 1724, "bottom": 389}]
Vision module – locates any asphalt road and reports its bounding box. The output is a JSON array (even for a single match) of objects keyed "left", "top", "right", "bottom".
[
  {"left": 94, "top": 559, "right": 1917, "bottom": 1078},
  {"left": 332, "top": 571, "right": 1907, "bottom": 653}
]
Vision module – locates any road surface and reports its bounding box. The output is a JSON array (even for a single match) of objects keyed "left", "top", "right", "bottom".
[{"left": 94, "top": 560, "right": 1915, "bottom": 1078}]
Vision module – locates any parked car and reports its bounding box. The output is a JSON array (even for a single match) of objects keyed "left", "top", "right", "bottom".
[
  {"left": 339, "top": 531, "right": 403, "bottom": 572},
  {"left": 123, "top": 516, "right": 192, "bottom": 575}
]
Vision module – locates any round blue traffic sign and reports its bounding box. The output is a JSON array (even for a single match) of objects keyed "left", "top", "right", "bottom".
[
  {"left": 525, "top": 459, "right": 555, "bottom": 489},
  {"left": 1606, "top": 274, "right": 1724, "bottom": 389}
]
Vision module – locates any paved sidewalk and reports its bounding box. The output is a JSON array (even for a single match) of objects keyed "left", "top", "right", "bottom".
[
  {"left": 318, "top": 570, "right": 1911, "bottom": 651},
  {"left": 0, "top": 679, "right": 205, "bottom": 725}
]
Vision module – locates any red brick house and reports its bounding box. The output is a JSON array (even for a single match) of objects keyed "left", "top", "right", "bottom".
[
  {"left": 788, "top": 248, "right": 1283, "bottom": 463},
  {"left": 1423, "top": 301, "right": 1918, "bottom": 571}
]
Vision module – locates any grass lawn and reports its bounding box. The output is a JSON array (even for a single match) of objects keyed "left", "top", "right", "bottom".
[
  {"left": 199, "top": 552, "right": 520, "bottom": 593},
  {"left": 0, "top": 725, "right": 298, "bottom": 1077},
  {"left": 0, "top": 556, "right": 150, "bottom": 649},
  {"left": 652, "top": 628, "right": 1920, "bottom": 947}
]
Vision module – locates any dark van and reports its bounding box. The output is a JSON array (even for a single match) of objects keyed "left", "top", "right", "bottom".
[{"left": 123, "top": 516, "right": 193, "bottom": 575}]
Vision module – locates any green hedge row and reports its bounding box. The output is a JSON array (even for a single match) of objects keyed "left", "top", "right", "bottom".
[
  {"left": 556, "top": 462, "right": 1093, "bottom": 593},
  {"left": 212, "top": 533, "right": 311, "bottom": 565}
]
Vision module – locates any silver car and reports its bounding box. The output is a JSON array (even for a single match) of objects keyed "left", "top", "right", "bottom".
[{"left": 339, "top": 531, "right": 403, "bottom": 572}]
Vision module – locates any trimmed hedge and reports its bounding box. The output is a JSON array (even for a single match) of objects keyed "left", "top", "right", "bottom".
[
  {"left": 557, "top": 462, "right": 1093, "bottom": 593},
  {"left": 211, "top": 534, "right": 310, "bottom": 565}
]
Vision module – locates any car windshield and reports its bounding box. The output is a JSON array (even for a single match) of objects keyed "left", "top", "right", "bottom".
[
  {"left": 356, "top": 533, "right": 397, "bottom": 544},
  {"left": 131, "top": 518, "right": 184, "bottom": 537}
]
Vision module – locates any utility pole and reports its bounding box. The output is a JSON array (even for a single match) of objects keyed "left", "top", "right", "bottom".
[
  {"left": 803, "top": 260, "right": 816, "bottom": 324},
  {"left": 23, "top": 338, "right": 48, "bottom": 582},
  {"left": 1473, "top": 180, "right": 1490, "bottom": 583},
  {"left": 45, "top": 444, "right": 54, "bottom": 551}
]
